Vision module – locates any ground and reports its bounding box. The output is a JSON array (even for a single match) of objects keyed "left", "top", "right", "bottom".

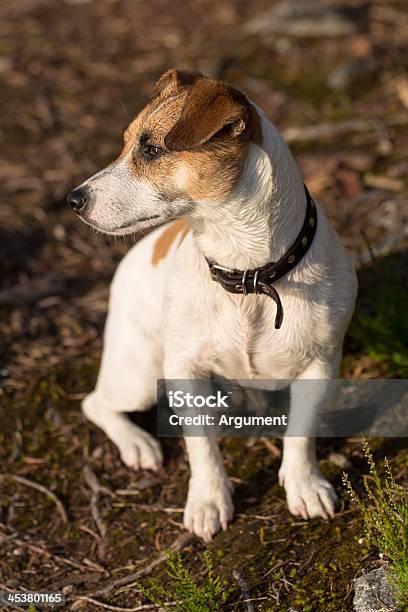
[{"left": 0, "top": 0, "right": 407, "bottom": 610}]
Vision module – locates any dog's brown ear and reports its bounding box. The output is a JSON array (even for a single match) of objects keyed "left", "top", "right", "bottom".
[
  {"left": 164, "top": 80, "right": 256, "bottom": 151},
  {"left": 152, "top": 68, "right": 203, "bottom": 99}
]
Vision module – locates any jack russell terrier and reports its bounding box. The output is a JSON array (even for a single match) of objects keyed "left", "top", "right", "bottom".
[{"left": 68, "top": 69, "right": 357, "bottom": 542}]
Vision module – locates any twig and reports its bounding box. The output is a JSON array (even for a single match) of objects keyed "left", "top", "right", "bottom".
[
  {"left": 71, "top": 597, "right": 171, "bottom": 611},
  {"left": 83, "top": 464, "right": 114, "bottom": 498},
  {"left": 113, "top": 502, "right": 184, "bottom": 514},
  {"left": 233, "top": 570, "right": 254, "bottom": 612},
  {"left": 360, "top": 229, "right": 378, "bottom": 265},
  {"left": 284, "top": 120, "right": 367, "bottom": 143},
  {"left": 83, "top": 464, "right": 113, "bottom": 540},
  {"left": 363, "top": 174, "right": 403, "bottom": 192},
  {"left": 0, "top": 474, "right": 68, "bottom": 524},
  {"left": 0, "top": 529, "right": 97, "bottom": 573},
  {"left": 83, "top": 464, "right": 113, "bottom": 558},
  {"left": 236, "top": 513, "right": 278, "bottom": 521},
  {"left": 357, "top": 230, "right": 406, "bottom": 267},
  {"left": 261, "top": 437, "right": 281, "bottom": 458},
  {"left": 282, "top": 114, "right": 408, "bottom": 144},
  {"left": 0, "top": 275, "right": 64, "bottom": 306},
  {"left": 74, "top": 533, "right": 194, "bottom": 600}
]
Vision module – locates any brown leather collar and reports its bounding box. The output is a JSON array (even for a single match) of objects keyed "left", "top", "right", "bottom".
[{"left": 207, "top": 184, "right": 317, "bottom": 330}]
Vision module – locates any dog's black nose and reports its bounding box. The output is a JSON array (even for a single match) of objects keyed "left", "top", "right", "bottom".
[{"left": 67, "top": 188, "right": 89, "bottom": 214}]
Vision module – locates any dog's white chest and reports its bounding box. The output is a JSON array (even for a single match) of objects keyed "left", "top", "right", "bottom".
[{"left": 195, "top": 291, "right": 311, "bottom": 381}]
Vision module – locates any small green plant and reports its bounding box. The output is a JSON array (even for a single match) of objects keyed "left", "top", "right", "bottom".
[
  {"left": 343, "top": 439, "right": 408, "bottom": 604},
  {"left": 138, "top": 550, "right": 228, "bottom": 612}
]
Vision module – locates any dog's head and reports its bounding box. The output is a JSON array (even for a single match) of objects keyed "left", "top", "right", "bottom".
[{"left": 67, "top": 69, "right": 261, "bottom": 235}]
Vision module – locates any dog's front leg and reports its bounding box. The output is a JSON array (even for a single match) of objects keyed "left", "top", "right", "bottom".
[
  {"left": 165, "top": 375, "right": 233, "bottom": 542},
  {"left": 279, "top": 355, "right": 341, "bottom": 520},
  {"left": 183, "top": 435, "right": 234, "bottom": 542}
]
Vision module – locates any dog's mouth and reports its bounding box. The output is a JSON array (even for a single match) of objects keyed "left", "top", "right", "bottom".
[
  {"left": 116, "top": 214, "right": 161, "bottom": 229},
  {"left": 80, "top": 213, "right": 162, "bottom": 236},
  {"left": 77, "top": 196, "right": 195, "bottom": 237}
]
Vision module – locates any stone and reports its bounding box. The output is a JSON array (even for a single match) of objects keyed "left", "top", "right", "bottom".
[{"left": 353, "top": 568, "right": 398, "bottom": 612}]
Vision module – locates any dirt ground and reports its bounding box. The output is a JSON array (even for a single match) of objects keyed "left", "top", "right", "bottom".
[{"left": 0, "top": 0, "right": 407, "bottom": 610}]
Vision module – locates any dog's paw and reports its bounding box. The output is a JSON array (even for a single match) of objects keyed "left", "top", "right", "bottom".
[
  {"left": 279, "top": 464, "right": 338, "bottom": 520},
  {"left": 184, "top": 477, "right": 234, "bottom": 542},
  {"left": 118, "top": 426, "right": 163, "bottom": 472}
]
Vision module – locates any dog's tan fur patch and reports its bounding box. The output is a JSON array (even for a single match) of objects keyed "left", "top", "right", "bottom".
[{"left": 151, "top": 219, "right": 190, "bottom": 267}]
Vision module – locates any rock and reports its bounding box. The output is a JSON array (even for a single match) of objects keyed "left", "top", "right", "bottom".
[
  {"left": 245, "top": 0, "right": 369, "bottom": 39},
  {"left": 353, "top": 568, "right": 398, "bottom": 612},
  {"left": 328, "top": 451, "right": 352, "bottom": 469}
]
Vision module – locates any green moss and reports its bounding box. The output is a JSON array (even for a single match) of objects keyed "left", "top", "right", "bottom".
[{"left": 347, "top": 252, "right": 408, "bottom": 377}]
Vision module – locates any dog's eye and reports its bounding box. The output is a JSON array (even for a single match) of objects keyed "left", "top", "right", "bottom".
[{"left": 141, "top": 144, "right": 163, "bottom": 160}]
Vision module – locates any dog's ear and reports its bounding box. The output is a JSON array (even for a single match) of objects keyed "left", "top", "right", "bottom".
[
  {"left": 164, "top": 80, "right": 256, "bottom": 151},
  {"left": 152, "top": 68, "right": 203, "bottom": 100}
]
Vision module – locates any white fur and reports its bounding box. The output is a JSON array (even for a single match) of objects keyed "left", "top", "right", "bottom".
[{"left": 80, "top": 108, "right": 357, "bottom": 541}]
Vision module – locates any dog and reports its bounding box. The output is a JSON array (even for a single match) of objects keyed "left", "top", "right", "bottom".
[{"left": 68, "top": 69, "right": 357, "bottom": 542}]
